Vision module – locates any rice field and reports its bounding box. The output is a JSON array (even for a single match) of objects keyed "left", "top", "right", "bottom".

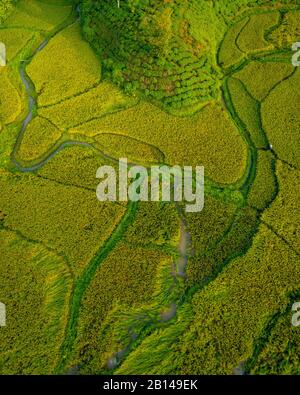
[
  {"left": 71, "top": 101, "right": 248, "bottom": 185},
  {"left": 0, "top": 0, "right": 299, "bottom": 376},
  {"left": 27, "top": 22, "right": 101, "bottom": 107}
]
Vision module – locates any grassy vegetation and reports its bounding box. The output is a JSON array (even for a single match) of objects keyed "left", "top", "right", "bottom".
[
  {"left": 16, "top": 116, "right": 62, "bottom": 161},
  {"left": 236, "top": 12, "right": 279, "bottom": 53},
  {"left": 261, "top": 69, "right": 300, "bottom": 168},
  {"left": 185, "top": 195, "right": 237, "bottom": 255},
  {"left": 0, "top": 70, "right": 21, "bottom": 126},
  {"left": 269, "top": 10, "right": 300, "bottom": 48},
  {"left": 0, "top": 0, "right": 299, "bottom": 375},
  {"left": 0, "top": 229, "right": 72, "bottom": 374},
  {"left": 93, "top": 133, "right": 164, "bottom": 165},
  {"left": 227, "top": 77, "right": 267, "bottom": 148},
  {"left": 72, "top": 101, "right": 248, "bottom": 185},
  {"left": 3, "top": 0, "right": 72, "bottom": 31},
  {"left": 248, "top": 151, "right": 277, "bottom": 211},
  {"left": 0, "top": 0, "right": 16, "bottom": 23},
  {"left": 218, "top": 18, "right": 249, "bottom": 68},
  {"left": 187, "top": 206, "right": 259, "bottom": 286},
  {"left": 177, "top": 224, "right": 300, "bottom": 375},
  {"left": 37, "top": 145, "right": 105, "bottom": 190},
  {"left": 0, "top": 28, "right": 33, "bottom": 62},
  {"left": 262, "top": 161, "right": 300, "bottom": 254},
  {"left": 38, "top": 81, "right": 137, "bottom": 130},
  {"left": 0, "top": 169, "right": 125, "bottom": 277},
  {"left": 234, "top": 61, "right": 294, "bottom": 101},
  {"left": 248, "top": 303, "right": 300, "bottom": 374},
  {"left": 124, "top": 202, "right": 180, "bottom": 248},
  {"left": 27, "top": 22, "right": 101, "bottom": 107},
  {"left": 71, "top": 242, "right": 172, "bottom": 373}
]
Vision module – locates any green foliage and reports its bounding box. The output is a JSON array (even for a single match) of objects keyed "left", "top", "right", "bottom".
[
  {"left": 228, "top": 76, "right": 267, "bottom": 148},
  {"left": 72, "top": 102, "right": 248, "bottom": 185},
  {"left": 0, "top": 0, "right": 16, "bottom": 23},
  {"left": 0, "top": 28, "right": 33, "bottom": 62},
  {"left": 178, "top": 225, "right": 300, "bottom": 374},
  {"left": 235, "top": 61, "right": 294, "bottom": 102},
  {"left": 218, "top": 18, "right": 248, "bottom": 68},
  {"left": 1, "top": 0, "right": 299, "bottom": 375},
  {"left": 0, "top": 229, "right": 72, "bottom": 374},
  {"left": 94, "top": 133, "right": 164, "bottom": 164},
  {"left": 81, "top": 0, "right": 220, "bottom": 110},
  {"left": 187, "top": 206, "right": 259, "bottom": 286},
  {"left": 262, "top": 161, "right": 300, "bottom": 254},
  {"left": 0, "top": 169, "right": 125, "bottom": 277},
  {"left": 2, "top": 0, "right": 72, "bottom": 30},
  {"left": 261, "top": 69, "right": 300, "bottom": 168},
  {"left": 17, "top": 116, "right": 62, "bottom": 162},
  {"left": 236, "top": 12, "right": 279, "bottom": 53},
  {"left": 249, "top": 305, "right": 300, "bottom": 374},
  {"left": 37, "top": 145, "right": 106, "bottom": 190},
  {"left": 27, "top": 23, "right": 101, "bottom": 107},
  {"left": 248, "top": 151, "right": 277, "bottom": 211},
  {"left": 185, "top": 195, "right": 237, "bottom": 255},
  {"left": 71, "top": 242, "right": 172, "bottom": 373},
  {"left": 0, "top": 70, "right": 21, "bottom": 126},
  {"left": 124, "top": 202, "right": 180, "bottom": 247},
  {"left": 269, "top": 10, "right": 300, "bottom": 48},
  {"left": 38, "top": 81, "right": 136, "bottom": 130}
]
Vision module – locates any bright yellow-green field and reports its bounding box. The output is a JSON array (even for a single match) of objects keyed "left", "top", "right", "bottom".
[
  {"left": 0, "top": 169, "right": 125, "bottom": 278},
  {"left": 0, "top": 28, "right": 33, "bottom": 62},
  {"left": 17, "top": 116, "right": 62, "bottom": 161},
  {"left": 38, "top": 81, "right": 137, "bottom": 130},
  {"left": 0, "top": 228, "right": 72, "bottom": 374},
  {"left": 0, "top": 0, "right": 299, "bottom": 377},
  {"left": 71, "top": 102, "right": 248, "bottom": 185},
  {"left": 0, "top": 70, "right": 21, "bottom": 126},
  {"left": 261, "top": 69, "right": 300, "bottom": 169},
  {"left": 93, "top": 133, "right": 164, "bottom": 165},
  {"left": 218, "top": 18, "right": 248, "bottom": 68},
  {"left": 236, "top": 12, "right": 279, "bottom": 53},
  {"left": 71, "top": 241, "right": 174, "bottom": 373},
  {"left": 3, "top": 0, "right": 72, "bottom": 31},
  {"left": 176, "top": 224, "right": 300, "bottom": 375},
  {"left": 262, "top": 161, "right": 300, "bottom": 254},
  {"left": 27, "top": 22, "right": 101, "bottom": 106},
  {"left": 234, "top": 61, "right": 294, "bottom": 101}
]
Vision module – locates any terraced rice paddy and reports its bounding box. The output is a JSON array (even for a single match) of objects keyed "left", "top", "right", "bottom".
[{"left": 0, "top": 0, "right": 299, "bottom": 375}]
